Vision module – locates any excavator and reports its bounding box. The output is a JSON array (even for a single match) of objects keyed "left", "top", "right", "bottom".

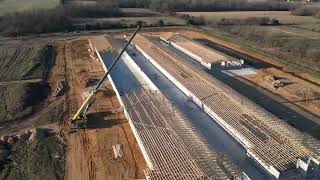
[{"left": 69, "top": 26, "right": 141, "bottom": 129}]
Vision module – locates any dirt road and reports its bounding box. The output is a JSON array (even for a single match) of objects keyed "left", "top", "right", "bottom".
[{"left": 0, "top": 78, "right": 43, "bottom": 85}]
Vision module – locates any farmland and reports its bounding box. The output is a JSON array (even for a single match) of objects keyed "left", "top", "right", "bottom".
[
  {"left": 179, "top": 11, "right": 320, "bottom": 25},
  {"left": 179, "top": 11, "right": 320, "bottom": 33},
  {"left": 0, "top": 0, "right": 60, "bottom": 15}
]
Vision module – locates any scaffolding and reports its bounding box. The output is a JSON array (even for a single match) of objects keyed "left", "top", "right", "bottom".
[
  {"left": 132, "top": 34, "right": 320, "bottom": 177},
  {"left": 122, "top": 89, "right": 243, "bottom": 180}
]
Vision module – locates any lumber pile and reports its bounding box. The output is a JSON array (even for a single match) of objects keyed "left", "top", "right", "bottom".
[{"left": 52, "top": 80, "right": 64, "bottom": 97}]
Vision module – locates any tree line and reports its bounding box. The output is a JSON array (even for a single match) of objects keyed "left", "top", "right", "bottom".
[
  {"left": 115, "top": 0, "right": 292, "bottom": 12},
  {"left": 0, "top": 3, "right": 121, "bottom": 36},
  {"left": 0, "top": 0, "right": 296, "bottom": 36}
]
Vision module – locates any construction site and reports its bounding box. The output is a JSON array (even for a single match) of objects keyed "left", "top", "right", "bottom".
[
  {"left": 1, "top": 27, "right": 320, "bottom": 180},
  {"left": 2, "top": 0, "right": 320, "bottom": 179},
  {"left": 59, "top": 28, "right": 319, "bottom": 180}
]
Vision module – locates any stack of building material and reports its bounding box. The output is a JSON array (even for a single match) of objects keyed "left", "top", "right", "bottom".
[
  {"left": 52, "top": 80, "right": 64, "bottom": 97},
  {"left": 112, "top": 144, "right": 124, "bottom": 159}
]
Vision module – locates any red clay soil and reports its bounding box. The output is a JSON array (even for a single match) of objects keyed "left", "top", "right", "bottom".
[{"left": 56, "top": 39, "right": 146, "bottom": 180}]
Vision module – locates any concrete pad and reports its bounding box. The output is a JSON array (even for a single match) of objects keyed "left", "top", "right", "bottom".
[{"left": 222, "top": 67, "right": 257, "bottom": 77}]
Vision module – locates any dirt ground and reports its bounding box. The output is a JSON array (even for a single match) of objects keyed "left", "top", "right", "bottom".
[
  {"left": 54, "top": 39, "right": 146, "bottom": 180},
  {"left": 247, "top": 68, "right": 320, "bottom": 118}
]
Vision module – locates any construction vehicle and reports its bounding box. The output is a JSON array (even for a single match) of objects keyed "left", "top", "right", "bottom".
[
  {"left": 273, "top": 79, "right": 292, "bottom": 89},
  {"left": 69, "top": 26, "right": 141, "bottom": 129}
]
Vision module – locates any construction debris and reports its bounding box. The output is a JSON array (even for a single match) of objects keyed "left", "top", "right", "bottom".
[
  {"left": 52, "top": 80, "right": 65, "bottom": 97},
  {"left": 0, "top": 130, "right": 33, "bottom": 145},
  {"left": 112, "top": 144, "right": 124, "bottom": 159},
  {"left": 29, "top": 128, "right": 45, "bottom": 141}
]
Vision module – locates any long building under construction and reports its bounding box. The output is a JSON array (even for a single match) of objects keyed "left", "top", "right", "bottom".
[
  {"left": 161, "top": 32, "right": 242, "bottom": 69},
  {"left": 89, "top": 33, "right": 320, "bottom": 180},
  {"left": 89, "top": 36, "right": 246, "bottom": 180},
  {"left": 131, "top": 34, "right": 320, "bottom": 179}
]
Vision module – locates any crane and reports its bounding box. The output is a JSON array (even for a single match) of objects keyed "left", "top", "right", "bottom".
[{"left": 69, "top": 26, "right": 141, "bottom": 129}]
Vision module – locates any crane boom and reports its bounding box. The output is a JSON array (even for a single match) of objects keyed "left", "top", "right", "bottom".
[{"left": 70, "top": 26, "right": 141, "bottom": 126}]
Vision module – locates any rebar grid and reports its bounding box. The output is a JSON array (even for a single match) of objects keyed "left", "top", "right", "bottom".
[{"left": 122, "top": 89, "right": 242, "bottom": 180}]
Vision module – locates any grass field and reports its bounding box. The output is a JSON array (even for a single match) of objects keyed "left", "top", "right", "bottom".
[
  {"left": 120, "top": 8, "right": 161, "bottom": 17},
  {"left": 179, "top": 11, "right": 320, "bottom": 77},
  {"left": 0, "top": 84, "right": 33, "bottom": 122},
  {"left": 0, "top": 45, "right": 52, "bottom": 81},
  {"left": 264, "top": 26, "right": 320, "bottom": 39},
  {"left": 179, "top": 11, "right": 320, "bottom": 25},
  {"left": 0, "top": 45, "right": 54, "bottom": 123},
  {"left": 0, "top": 0, "right": 60, "bottom": 15},
  {"left": 180, "top": 10, "right": 320, "bottom": 37},
  {"left": 0, "top": 135, "right": 64, "bottom": 180},
  {"left": 198, "top": 25, "right": 320, "bottom": 76}
]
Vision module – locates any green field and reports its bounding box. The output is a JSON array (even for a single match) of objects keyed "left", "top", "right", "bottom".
[{"left": 0, "top": 0, "right": 60, "bottom": 15}]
